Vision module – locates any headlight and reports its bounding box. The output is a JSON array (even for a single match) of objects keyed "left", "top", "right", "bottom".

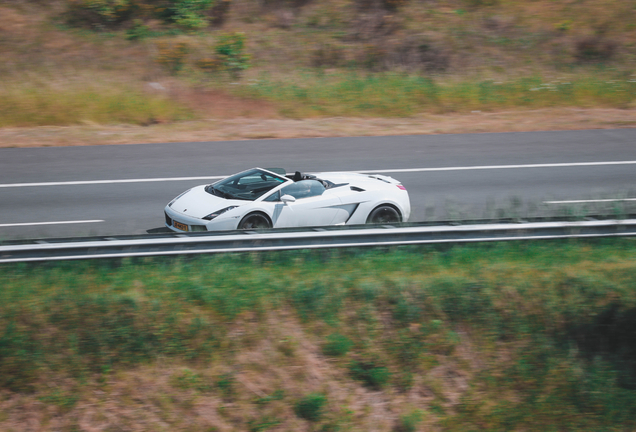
[{"left": 203, "top": 206, "right": 238, "bottom": 221}]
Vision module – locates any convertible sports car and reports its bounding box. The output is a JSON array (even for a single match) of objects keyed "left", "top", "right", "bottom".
[{"left": 164, "top": 168, "right": 410, "bottom": 232}]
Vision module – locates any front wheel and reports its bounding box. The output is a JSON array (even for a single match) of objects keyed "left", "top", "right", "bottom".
[
  {"left": 238, "top": 213, "right": 272, "bottom": 230},
  {"left": 366, "top": 205, "right": 401, "bottom": 224}
]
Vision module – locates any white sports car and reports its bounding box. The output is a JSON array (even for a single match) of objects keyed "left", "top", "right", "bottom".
[{"left": 164, "top": 168, "right": 410, "bottom": 232}]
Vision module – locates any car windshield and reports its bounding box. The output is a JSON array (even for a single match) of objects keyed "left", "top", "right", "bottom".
[{"left": 206, "top": 169, "right": 287, "bottom": 201}]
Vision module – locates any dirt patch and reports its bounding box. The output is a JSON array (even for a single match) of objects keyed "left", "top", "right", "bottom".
[
  {"left": 172, "top": 87, "right": 280, "bottom": 119},
  {"left": 0, "top": 108, "right": 634, "bottom": 147},
  {"left": 0, "top": 312, "right": 447, "bottom": 432}
]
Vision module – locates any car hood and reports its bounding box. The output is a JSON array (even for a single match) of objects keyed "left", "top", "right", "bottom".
[{"left": 170, "top": 185, "right": 244, "bottom": 219}]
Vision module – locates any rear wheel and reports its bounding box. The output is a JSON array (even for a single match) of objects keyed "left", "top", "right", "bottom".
[
  {"left": 366, "top": 205, "right": 401, "bottom": 224},
  {"left": 238, "top": 213, "right": 272, "bottom": 229}
]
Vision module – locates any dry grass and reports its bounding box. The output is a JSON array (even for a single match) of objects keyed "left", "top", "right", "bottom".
[
  {"left": 0, "top": 310, "right": 457, "bottom": 431},
  {"left": 0, "top": 107, "right": 633, "bottom": 147},
  {"left": 0, "top": 0, "right": 636, "bottom": 132},
  {"left": 0, "top": 79, "right": 194, "bottom": 127}
]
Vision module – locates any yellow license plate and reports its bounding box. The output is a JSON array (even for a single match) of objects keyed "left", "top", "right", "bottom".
[{"left": 173, "top": 221, "right": 188, "bottom": 231}]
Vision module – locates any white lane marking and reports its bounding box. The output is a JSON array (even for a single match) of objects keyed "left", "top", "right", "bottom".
[
  {"left": 357, "top": 160, "right": 636, "bottom": 174},
  {"left": 0, "top": 160, "right": 635, "bottom": 188},
  {"left": 545, "top": 198, "right": 636, "bottom": 204},
  {"left": 0, "top": 176, "right": 225, "bottom": 188},
  {"left": 0, "top": 220, "right": 104, "bottom": 227}
]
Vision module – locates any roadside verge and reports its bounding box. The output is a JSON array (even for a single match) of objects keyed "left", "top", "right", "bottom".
[{"left": 1, "top": 108, "right": 634, "bottom": 148}]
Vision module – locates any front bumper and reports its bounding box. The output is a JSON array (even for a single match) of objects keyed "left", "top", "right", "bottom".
[
  {"left": 164, "top": 206, "right": 238, "bottom": 232},
  {"left": 164, "top": 210, "right": 207, "bottom": 232}
]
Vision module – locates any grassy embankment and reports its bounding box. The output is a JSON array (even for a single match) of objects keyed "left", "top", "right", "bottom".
[
  {"left": 4, "top": 74, "right": 635, "bottom": 126},
  {"left": 0, "top": 0, "right": 635, "bottom": 127},
  {"left": 2, "top": 240, "right": 636, "bottom": 430}
]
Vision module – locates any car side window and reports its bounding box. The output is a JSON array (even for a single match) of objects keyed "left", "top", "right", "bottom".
[
  {"left": 278, "top": 180, "right": 326, "bottom": 200},
  {"left": 263, "top": 190, "right": 280, "bottom": 202}
]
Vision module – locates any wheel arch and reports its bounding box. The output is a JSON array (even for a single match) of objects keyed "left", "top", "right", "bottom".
[
  {"left": 238, "top": 210, "right": 273, "bottom": 228},
  {"left": 366, "top": 202, "right": 403, "bottom": 224}
]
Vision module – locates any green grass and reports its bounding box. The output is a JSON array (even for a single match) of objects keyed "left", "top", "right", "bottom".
[
  {"left": 1, "top": 240, "right": 636, "bottom": 429},
  {"left": 294, "top": 392, "right": 327, "bottom": 422},
  {"left": 236, "top": 72, "right": 636, "bottom": 117},
  {"left": 0, "top": 82, "right": 195, "bottom": 127},
  {"left": 5, "top": 72, "right": 635, "bottom": 127}
]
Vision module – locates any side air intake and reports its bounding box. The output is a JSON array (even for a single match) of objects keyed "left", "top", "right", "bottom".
[{"left": 350, "top": 186, "right": 365, "bottom": 192}]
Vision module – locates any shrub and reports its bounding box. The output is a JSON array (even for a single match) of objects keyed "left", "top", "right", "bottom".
[
  {"left": 66, "top": 0, "right": 135, "bottom": 27},
  {"left": 66, "top": 0, "right": 215, "bottom": 30},
  {"left": 295, "top": 393, "right": 327, "bottom": 422},
  {"left": 162, "top": 0, "right": 214, "bottom": 30},
  {"left": 383, "top": 0, "right": 408, "bottom": 11},
  {"left": 216, "top": 372, "right": 235, "bottom": 399},
  {"left": 392, "top": 295, "right": 423, "bottom": 326},
  {"left": 322, "top": 333, "right": 353, "bottom": 357},
  {"left": 393, "top": 410, "right": 424, "bottom": 432},
  {"left": 214, "top": 32, "right": 251, "bottom": 78},
  {"left": 126, "top": 19, "right": 151, "bottom": 40},
  {"left": 349, "top": 358, "right": 391, "bottom": 389},
  {"left": 248, "top": 416, "right": 282, "bottom": 432},
  {"left": 574, "top": 36, "right": 617, "bottom": 63},
  {"left": 155, "top": 41, "right": 190, "bottom": 74},
  {"left": 196, "top": 57, "right": 222, "bottom": 74}
]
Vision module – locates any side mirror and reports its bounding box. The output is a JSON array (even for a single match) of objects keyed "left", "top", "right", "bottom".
[{"left": 281, "top": 194, "right": 296, "bottom": 204}]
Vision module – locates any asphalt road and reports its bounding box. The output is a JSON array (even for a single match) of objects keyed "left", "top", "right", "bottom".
[{"left": 1, "top": 129, "right": 635, "bottom": 240}]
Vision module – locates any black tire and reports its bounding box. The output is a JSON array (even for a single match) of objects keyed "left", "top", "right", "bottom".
[
  {"left": 238, "top": 213, "right": 272, "bottom": 230},
  {"left": 366, "top": 205, "right": 401, "bottom": 224}
]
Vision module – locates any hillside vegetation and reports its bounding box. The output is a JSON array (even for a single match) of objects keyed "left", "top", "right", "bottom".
[
  {"left": 0, "top": 0, "right": 635, "bottom": 126},
  {"left": 1, "top": 241, "right": 636, "bottom": 431}
]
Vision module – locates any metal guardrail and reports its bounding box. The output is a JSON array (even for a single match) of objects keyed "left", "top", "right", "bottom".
[{"left": 1, "top": 219, "right": 635, "bottom": 263}]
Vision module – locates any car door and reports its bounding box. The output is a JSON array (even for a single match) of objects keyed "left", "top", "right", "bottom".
[{"left": 265, "top": 180, "right": 343, "bottom": 228}]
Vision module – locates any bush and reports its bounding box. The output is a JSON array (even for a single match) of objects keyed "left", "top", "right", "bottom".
[
  {"left": 295, "top": 393, "right": 327, "bottom": 422},
  {"left": 161, "top": 0, "right": 214, "bottom": 30},
  {"left": 349, "top": 358, "right": 391, "bottom": 389},
  {"left": 248, "top": 416, "right": 282, "bottom": 432},
  {"left": 322, "top": 333, "right": 352, "bottom": 357},
  {"left": 196, "top": 57, "right": 222, "bottom": 74},
  {"left": 216, "top": 372, "right": 235, "bottom": 399},
  {"left": 155, "top": 41, "right": 190, "bottom": 74},
  {"left": 126, "top": 19, "right": 151, "bottom": 40},
  {"left": 574, "top": 36, "right": 617, "bottom": 63},
  {"left": 66, "top": 0, "right": 135, "bottom": 27},
  {"left": 382, "top": 0, "right": 408, "bottom": 11},
  {"left": 66, "top": 0, "right": 215, "bottom": 30},
  {"left": 394, "top": 410, "right": 424, "bottom": 432},
  {"left": 214, "top": 32, "right": 251, "bottom": 78}
]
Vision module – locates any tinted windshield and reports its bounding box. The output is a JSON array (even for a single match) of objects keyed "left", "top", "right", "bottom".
[{"left": 207, "top": 169, "right": 287, "bottom": 201}]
